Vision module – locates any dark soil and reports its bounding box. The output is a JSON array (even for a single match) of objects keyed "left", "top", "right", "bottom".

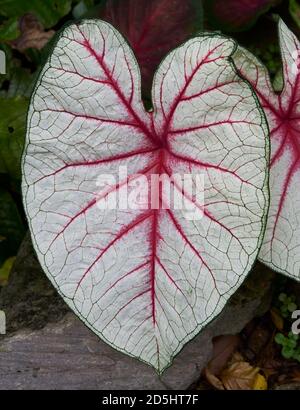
[{"left": 0, "top": 233, "right": 69, "bottom": 333}]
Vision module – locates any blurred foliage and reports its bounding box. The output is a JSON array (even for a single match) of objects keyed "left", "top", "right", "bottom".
[
  {"left": 205, "top": 0, "right": 281, "bottom": 32},
  {"left": 278, "top": 292, "right": 298, "bottom": 318},
  {"left": 0, "top": 97, "right": 29, "bottom": 179},
  {"left": 272, "top": 291, "right": 300, "bottom": 362},
  {"left": 0, "top": 17, "right": 20, "bottom": 41},
  {"left": 289, "top": 0, "right": 300, "bottom": 28},
  {"left": 0, "top": 255, "right": 15, "bottom": 285},
  {"left": 248, "top": 42, "right": 282, "bottom": 79},
  {"left": 0, "top": 0, "right": 73, "bottom": 29},
  {"left": 0, "top": 187, "right": 24, "bottom": 265},
  {"left": 275, "top": 331, "right": 300, "bottom": 361}
]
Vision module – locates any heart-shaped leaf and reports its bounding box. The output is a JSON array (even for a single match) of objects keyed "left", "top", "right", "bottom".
[
  {"left": 234, "top": 20, "right": 300, "bottom": 281},
  {"left": 205, "top": 0, "right": 279, "bottom": 32},
  {"left": 22, "top": 20, "right": 269, "bottom": 372},
  {"left": 102, "top": 0, "right": 203, "bottom": 94}
]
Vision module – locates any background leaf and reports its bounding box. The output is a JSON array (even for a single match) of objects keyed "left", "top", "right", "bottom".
[
  {"left": 9, "top": 14, "right": 55, "bottom": 52},
  {"left": 0, "top": 256, "right": 15, "bottom": 285},
  {"left": 102, "top": 0, "right": 203, "bottom": 94},
  {"left": 233, "top": 20, "right": 300, "bottom": 281},
  {"left": 205, "top": 0, "right": 280, "bottom": 32},
  {"left": 0, "top": 0, "right": 72, "bottom": 28},
  {"left": 0, "top": 96, "right": 28, "bottom": 179},
  {"left": 0, "top": 67, "right": 36, "bottom": 98},
  {"left": 0, "top": 17, "right": 20, "bottom": 41},
  {"left": 0, "top": 188, "right": 25, "bottom": 265},
  {"left": 289, "top": 0, "right": 300, "bottom": 29}
]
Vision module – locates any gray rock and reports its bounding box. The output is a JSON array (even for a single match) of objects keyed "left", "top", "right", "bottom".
[
  {"left": 0, "top": 235, "right": 274, "bottom": 390},
  {"left": 0, "top": 232, "right": 69, "bottom": 333},
  {"left": 0, "top": 313, "right": 213, "bottom": 390}
]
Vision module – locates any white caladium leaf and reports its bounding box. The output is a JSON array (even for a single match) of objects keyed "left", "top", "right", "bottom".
[
  {"left": 22, "top": 20, "right": 269, "bottom": 373},
  {"left": 234, "top": 20, "right": 300, "bottom": 281}
]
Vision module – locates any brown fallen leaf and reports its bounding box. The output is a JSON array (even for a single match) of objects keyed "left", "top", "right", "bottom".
[
  {"left": 221, "top": 360, "right": 260, "bottom": 390},
  {"left": 242, "top": 319, "right": 272, "bottom": 361},
  {"left": 11, "top": 14, "right": 54, "bottom": 52},
  {"left": 204, "top": 335, "right": 240, "bottom": 390},
  {"left": 276, "top": 367, "right": 300, "bottom": 386},
  {"left": 206, "top": 350, "right": 268, "bottom": 390},
  {"left": 220, "top": 353, "right": 266, "bottom": 390},
  {"left": 204, "top": 369, "right": 225, "bottom": 390},
  {"left": 208, "top": 335, "right": 240, "bottom": 374},
  {"left": 270, "top": 308, "right": 284, "bottom": 331}
]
